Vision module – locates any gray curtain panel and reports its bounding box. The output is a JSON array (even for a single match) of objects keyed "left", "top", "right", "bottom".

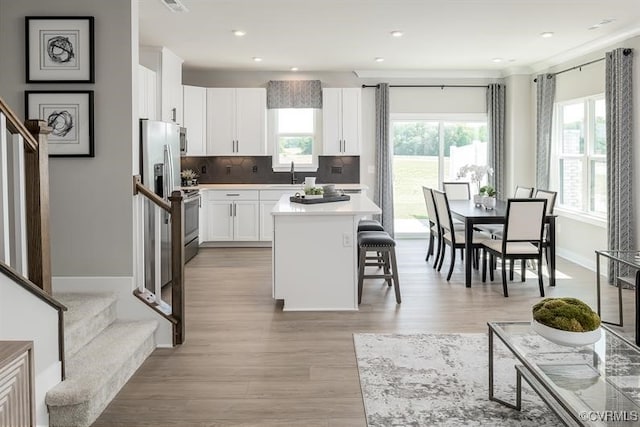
[
  {"left": 266, "top": 80, "right": 322, "bottom": 109},
  {"left": 606, "top": 48, "right": 634, "bottom": 279},
  {"left": 486, "top": 84, "right": 505, "bottom": 197},
  {"left": 374, "top": 83, "right": 394, "bottom": 237},
  {"left": 535, "top": 74, "right": 556, "bottom": 190}
]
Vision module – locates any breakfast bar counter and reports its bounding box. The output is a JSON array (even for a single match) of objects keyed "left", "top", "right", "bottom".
[{"left": 271, "top": 194, "right": 381, "bottom": 311}]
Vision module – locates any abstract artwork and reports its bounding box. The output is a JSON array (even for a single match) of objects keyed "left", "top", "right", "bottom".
[
  {"left": 26, "top": 17, "right": 94, "bottom": 83},
  {"left": 25, "top": 91, "right": 94, "bottom": 157}
]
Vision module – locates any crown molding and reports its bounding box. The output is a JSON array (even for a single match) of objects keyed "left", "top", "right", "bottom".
[
  {"left": 353, "top": 69, "right": 503, "bottom": 79},
  {"left": 530, "top": 24, "right": 640, "bottom": 73}
]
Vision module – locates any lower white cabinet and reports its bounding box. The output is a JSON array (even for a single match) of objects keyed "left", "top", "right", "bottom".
[
  {"left": 259, "top": 189, "right": 296, "bottom": 241},
  {"left": 203, "top": 190, "right": 259, "bottom": 241}
]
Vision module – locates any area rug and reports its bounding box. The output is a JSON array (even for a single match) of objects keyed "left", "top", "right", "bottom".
[{"left": 353, "top": 333, "right": 560, "bottom": 427}]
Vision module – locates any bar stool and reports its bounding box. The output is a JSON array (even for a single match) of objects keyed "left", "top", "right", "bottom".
[
  {"left": 357, "top": 231, "right": 401, "bottom": 304},
  {"left": 357, "top": 219, "right": 385, "bottom": 232}
]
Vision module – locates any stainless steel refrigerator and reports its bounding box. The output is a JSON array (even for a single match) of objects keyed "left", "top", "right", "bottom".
[{"left": 140, "top": 119, "right": 181, "bottom": 292}]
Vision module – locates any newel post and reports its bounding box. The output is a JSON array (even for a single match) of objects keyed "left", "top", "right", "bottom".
[
  {"left": 24, "top": 120, "right": 52, "bottom": 294},
  {"left": 169, "top": 190, "right": 185, "bottom": 345}
]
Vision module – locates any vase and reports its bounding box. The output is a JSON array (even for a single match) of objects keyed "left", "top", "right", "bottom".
[
  {"left": 473, "top": 194, "right": 484, "bottom": 207},
  {"left": 532, "top": 320, "right": 602, "bottom": 347},
  {"left": 483, "top": 197, "right": 496, "bottom": 210}
]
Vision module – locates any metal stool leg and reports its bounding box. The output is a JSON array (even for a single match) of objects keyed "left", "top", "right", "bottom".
[
  {"left": 389, "top": 247, "right": 401, "bottom": 303},
  {"left": 358, "top": 247, "right": 367, "bottom": 304}
]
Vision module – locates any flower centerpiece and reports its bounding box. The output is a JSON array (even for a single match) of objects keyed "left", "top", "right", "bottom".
[
  {"left": 532, "top": 297, "right": 602, "bottom": 347},
  {"left": 457, "top": 164, "right": 494, "bottom": 206},
  {"left": 180, "top": 169, "right": 199, "bottom": 186}
]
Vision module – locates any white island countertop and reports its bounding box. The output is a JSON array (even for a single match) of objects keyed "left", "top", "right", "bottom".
[
  {"left": 271, "top": 194, "right": 381, "bottom": 216},
  {"left": 184, "top": 183, "right": 368, "bottom": 191}
]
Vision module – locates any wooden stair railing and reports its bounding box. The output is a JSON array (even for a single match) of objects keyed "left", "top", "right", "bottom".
[
  {"left": 0, "top": 96, "right": 66, "bottom": 379},
  {"left": 132, "top": 175, "right": 185, "bottom": 345}
]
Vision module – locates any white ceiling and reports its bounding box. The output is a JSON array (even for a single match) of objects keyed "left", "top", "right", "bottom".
[{"left": 138, "top": 0, "right": 640, "bottom": 75}]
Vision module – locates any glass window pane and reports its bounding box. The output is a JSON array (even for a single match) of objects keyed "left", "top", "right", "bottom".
[
  {"left": 561, "top": 103, "right": 584, "bottom": 154},
  {"left": 590, "top": 160, "right": 607, "bottom": 214},
  {"left": 559, "top": 158, "right": 583, "bottom": 209},
  {"left": 277, "top": 109, "right": 314, "bottom": 133},
  {"left": 593, "top": 99, "right": 606, "bottom": 155},
  {"left": 392, "top": 121, "right": 439, "bottom": 233},
  {"left": 278, "top": 136, "right": 313, "bottom": 165},
  {"left": 444, "top": 122, "right": 489, "bottom": 192}
]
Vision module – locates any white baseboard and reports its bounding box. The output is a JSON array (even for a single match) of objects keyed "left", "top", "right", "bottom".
[
  {"left": 35, "top": 361, "right": 61, "bottom": 426},
  {"left": 52, "top": 276, "right": 173, "bottom": 346},
  {"left": 556, "top": 248, "right": 597, "bottom": 272}
]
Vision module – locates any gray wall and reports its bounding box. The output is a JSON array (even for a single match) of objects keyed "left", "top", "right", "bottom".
[{"left": 0, "top": 0, "right": 135, "bottom": 277}]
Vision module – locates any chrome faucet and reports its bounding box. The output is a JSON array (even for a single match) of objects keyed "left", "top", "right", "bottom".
[{"left": 290, "top": 161, "right": 297, "bottom": 184}]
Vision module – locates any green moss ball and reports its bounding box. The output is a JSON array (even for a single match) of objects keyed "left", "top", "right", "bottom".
[{"left": 532, "top": 297, "right": 601, "bottom": 332}]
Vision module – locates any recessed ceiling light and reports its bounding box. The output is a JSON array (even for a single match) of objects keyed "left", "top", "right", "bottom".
[
  {"left": 492, "top": 58, "right": 503, "bottom": 63},
  {"left": 290, "top": 67, "right": 299, "bottom": 71},
  {"left": 589, "top": 18, "right": 616, "bottom": 30},
  {"left": 375, "top": 57, "right": 385, "bottom": 62},
  {"left": 540, "top": 32, "right": 554, "bottom": 38},
  {"left": 390, "top": 30, "right": 403, "bottom": 37},
  {"left": 161, "top": 0, "right": 189, "bottom": 13},
  {"left": 232, "top": 30, "right": 246, "bottom": 37},
  {"left": 253, "top": 57, "right": 263, "bottom": 62}
]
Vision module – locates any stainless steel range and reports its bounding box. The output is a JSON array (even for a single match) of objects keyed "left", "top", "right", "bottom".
[{"left": 183, "top": 189, "right": 200, "bottom": 263}]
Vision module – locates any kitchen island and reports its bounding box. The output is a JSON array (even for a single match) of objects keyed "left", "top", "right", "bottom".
[{"left": 271, "top": 194, "right": 381, "bottom": 311}]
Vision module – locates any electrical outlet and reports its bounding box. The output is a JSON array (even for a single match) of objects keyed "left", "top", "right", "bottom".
[
  {"left": 252, "top": 165, "right": 258, "bottom": 173},
  {"left": 342, "top": 233, "right": 352, "bottom": 247},
  {"left": 200, "top": 165, "right": 207, "bottom": 174},
  {"left": 226, "top": 165, "right": 232, "bottom": 175}
]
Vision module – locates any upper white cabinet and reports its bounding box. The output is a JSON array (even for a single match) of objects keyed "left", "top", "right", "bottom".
[
  {"left": 322, "top": 88, "right": 361, "bottom": 155},
  {"left": 138, "top": 65, "right": 157, "bottom": 120},
  {"left": 140, "top": 46, "right": 184, "bottom": 125},
  {"left": 182, "top": 85, "right": 207, "bottom": 156},
  {"left": 207, "top": 88, "right": 266, "bottom": 155}
]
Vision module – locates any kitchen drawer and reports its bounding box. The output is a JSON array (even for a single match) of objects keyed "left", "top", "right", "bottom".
[
  {"left": 206, "top": 189, "right": 259, "bottom": 201},
  {"left": 260, "top": 189, "right": 298, "bottom": 201}
]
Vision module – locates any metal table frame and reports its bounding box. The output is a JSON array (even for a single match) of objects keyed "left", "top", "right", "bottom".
[{"left": 595, "top": 249, "right": 640, "bottom": 346}]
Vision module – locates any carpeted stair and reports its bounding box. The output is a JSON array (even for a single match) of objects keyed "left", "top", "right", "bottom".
[{"left": 46, "top": 293, "right": 157, "bottom": 427}]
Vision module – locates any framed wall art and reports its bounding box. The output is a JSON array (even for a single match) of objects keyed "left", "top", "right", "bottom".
[
  {"left": 25, "top": 91, "right": 94, "bottom": 157},
  {"left": 25, "top": 16, "right": 95, "bottom": 83}
]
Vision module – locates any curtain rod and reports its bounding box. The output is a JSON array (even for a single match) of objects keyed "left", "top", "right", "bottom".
[
  {"left": 534, "top": 48, "right": 632, "bottom": 82},
  {"left": 361, "top": 84, "right": 489, "bottom": 89}
]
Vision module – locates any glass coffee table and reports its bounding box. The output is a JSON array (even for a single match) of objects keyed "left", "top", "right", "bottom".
[{"left": 489, "top": 321, "right": 640, "bottom": 426}]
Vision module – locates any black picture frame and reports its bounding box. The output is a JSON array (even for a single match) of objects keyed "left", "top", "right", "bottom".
[
  {"left": 25, "top": 91, "right": 95, "bottom": 158},
  {"left": 25, "top": 16, "right": 95, "bottom": 83}
]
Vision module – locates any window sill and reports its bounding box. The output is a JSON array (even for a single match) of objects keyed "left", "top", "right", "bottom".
[
  {"left": 272, "top": 165, "right": 318, "bottom": 173},
  {"left": 555, "top": 207, "right": 606, "bottom": 228}
]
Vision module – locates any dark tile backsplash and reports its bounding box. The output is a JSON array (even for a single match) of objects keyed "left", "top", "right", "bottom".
[{"left": 181, "top": 156, "right": 360, "bottom": 184}]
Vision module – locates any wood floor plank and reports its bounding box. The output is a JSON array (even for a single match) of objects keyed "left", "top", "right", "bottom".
[{"left": 94, "top": 240, "right": 634, "bottom": 426}]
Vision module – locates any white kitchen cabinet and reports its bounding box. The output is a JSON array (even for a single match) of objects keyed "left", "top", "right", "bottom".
[
  {"left": 207, "top": 88, "right": 266, "bottom": 155},
  {"left": 183, "top": 85, "right": 207, "bottom": 155},
  {"left": 322, "top": 88, "right": 361, "bottom": 155},
  {"left": 203, "top": 190, "right": 260, "bottom": 241},
  {"left": 259, "top": 189, "right": 297, "bottom": 241},
  {"left": 139, "top": 46, "right": 183, "bottom": 125},
  {"left": 138, "top": 65, "right": 157, "bottom": 120}
]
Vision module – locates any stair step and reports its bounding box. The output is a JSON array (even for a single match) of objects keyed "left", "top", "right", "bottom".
[
  {"left": 54, "top": 293, "right": 117, "bottom": 360},
  {"left": 46, "top": 320, "right": 158, "bottom": 427}
]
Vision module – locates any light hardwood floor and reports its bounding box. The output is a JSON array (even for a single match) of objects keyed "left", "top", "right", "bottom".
[{"left": 93, "top": 240, "right": 634, "bottom": 426}]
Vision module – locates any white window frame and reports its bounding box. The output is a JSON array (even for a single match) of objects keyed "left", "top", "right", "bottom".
[
  {"left": 551, "top": 95, "right": 606, "bottom": 222},
  {"left": 268, "top": 109, "right": 321, "bottom": 172}
]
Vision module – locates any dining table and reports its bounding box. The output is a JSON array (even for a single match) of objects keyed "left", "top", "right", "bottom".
[{"left": 448, "top": 199, "right": 557, "bottom": 288}]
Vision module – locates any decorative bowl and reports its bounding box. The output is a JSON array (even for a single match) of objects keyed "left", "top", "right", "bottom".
[{"left": 532, "top": 319, "right": 601, "bottom": 347}]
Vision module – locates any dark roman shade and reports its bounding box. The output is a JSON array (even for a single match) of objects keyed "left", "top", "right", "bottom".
[{"left": 267, "top": 80, "right": 322, "bottom": 109}]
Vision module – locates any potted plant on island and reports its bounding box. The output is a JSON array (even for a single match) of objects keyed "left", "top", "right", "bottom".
[
  {"left": 479, "top": 185, "right": 497, "bottom": 210},
  {"left": 532, "top": 297, "right": 602, "bottom": 347}
]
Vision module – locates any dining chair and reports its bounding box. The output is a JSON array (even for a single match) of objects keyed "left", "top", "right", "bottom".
[
  {"left": 534, "top": 189, "right": 557, "bottom": 265},
  {"left": 481, "top": 198, "right": 548, "bottom": 297},
  {"left": 442, "top": 182, "right": 471, "bottom": 200},
  {"left": 432, "top": 189, "right": 487, "bottom": 281},
  {"left": 478, "top": 185, "right": 534, "bottom": 239},
  {"left": 422, "top": 186, "right": 441, "bottom": 267},
  {"left": 514, "top": 185, "right": 534, "bottom": 198}
]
